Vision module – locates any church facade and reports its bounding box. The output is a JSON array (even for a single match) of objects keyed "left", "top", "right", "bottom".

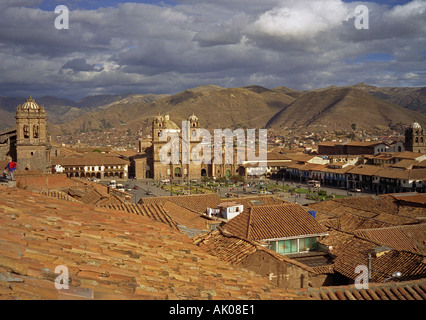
[{"left": 133, "top": 114, "right": 244, "bottom": 180}]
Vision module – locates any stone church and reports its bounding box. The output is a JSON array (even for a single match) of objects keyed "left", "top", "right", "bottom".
[
  {"left": 0, "top": 97, "right": 51, "bottom": 173},
  {"left": 132, "top": 113, "right": 243, "bottom": 180},
  {"left": 404, "top": 121, "right": 426, "bottom": 153}
]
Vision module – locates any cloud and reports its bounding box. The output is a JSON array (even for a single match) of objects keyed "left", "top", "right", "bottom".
[
  {"left": 62, "top": 58, "right": 104, "bottom": 72},
  {"left": 0, "top": 0, "right": 424, "bottom": 99}
]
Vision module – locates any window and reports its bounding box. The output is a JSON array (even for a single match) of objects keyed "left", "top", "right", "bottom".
[
  {"left": 270, "top": 237, "right": 317, "bottom": 254},
  {"left": 23, "top": 125, "right": 29, "bottom": 138},
  {"left": 33, "top": 125, "right": 39, "bottom": 138},
  {"left": 299, "top": 237, "right": 317, "bottom": 252},
  {"left": 272, "top": 239, "right": 297, "bottom": 254}
]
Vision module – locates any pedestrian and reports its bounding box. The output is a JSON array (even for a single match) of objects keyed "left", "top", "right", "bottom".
[{"left": 6, "top": 160, "right": 16, "bottom": 181}]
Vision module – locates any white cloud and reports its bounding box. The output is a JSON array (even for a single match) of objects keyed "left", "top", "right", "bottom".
[{"left": 249, "top": 0, "right": 350, "bottom": 39}]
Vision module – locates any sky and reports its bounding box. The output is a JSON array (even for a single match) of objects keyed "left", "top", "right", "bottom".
[{"left": 0, "top": 0, "right": 424, "bottom": 100}]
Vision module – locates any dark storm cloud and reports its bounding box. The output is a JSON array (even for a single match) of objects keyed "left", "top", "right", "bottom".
[{"left": 62, "top": 58, "right": 104, "bottom": 72}]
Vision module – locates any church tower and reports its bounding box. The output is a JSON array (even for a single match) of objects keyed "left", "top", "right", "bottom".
[
  {"left": 15, "top": 97, "right": 51, "bottom": 172},
  {"left": 404, "top": 121, "right": 426, "bottom": 153}
]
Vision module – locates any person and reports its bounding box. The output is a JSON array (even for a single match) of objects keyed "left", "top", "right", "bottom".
[{"left": 6, "top": 160, "right": 17, "bottom": 180}]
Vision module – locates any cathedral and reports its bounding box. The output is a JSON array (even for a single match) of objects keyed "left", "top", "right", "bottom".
[
  {"left": 404, "top": 121, "right": 426, "bottom": 153},
  {"left": 0, "top": 97, "right": 51, "bottom": 173},
  {"left": 134, "top": 113, "right": 244, "bottom": 180}
]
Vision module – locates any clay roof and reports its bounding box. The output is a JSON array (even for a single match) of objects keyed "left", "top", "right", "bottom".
[
  {"left": 0, "top": 186, "right": 300, "bottom": 300},
  {"left": 100, "top": 202, "right": 179, "bottom": 231},
  {"left": 387, "top": 192, "right": 426, "bottom": 205},
  {"left": 354, "top": 224, "right": 426, "bottom": 255},
  {"left": 346, "top": 165, "right": 383, "bottom": 176},
  {"left": 291, "top": 278, "right": 426, "bottom": 300},
  {"left": 330, "top": 235, "right": 426, "bottom": 282},
  {"left": 52, "top": 155, "right": 129, "bottom": 166},
  {"left": 162, "top": 201, "right": 210, "bottom": 231},
  {"left": 221, "top": 195, "right": 288, "bottom": 208},
  {"left": 193, "top": 228, "right": 324, "bottom": 274},
  {"left": 307, "top": 195, "right": 422, "bottom": 232},
  {"left": 222, "top": 204, "right": 328, "bottom": 241},
  {"left": 139, "top": 193, "right": 222, "bottom": 214}
]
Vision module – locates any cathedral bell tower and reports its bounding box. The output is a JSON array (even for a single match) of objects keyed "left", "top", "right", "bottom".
[
  {"left": 15, "top": 97, "right": 51, "bottom": 172},
  {"left": 404, "top": 121, "right": 426, "bottom": 153}
]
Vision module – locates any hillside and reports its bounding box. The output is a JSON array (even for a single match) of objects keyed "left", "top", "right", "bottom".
[
  {"left": 1, "top": 84, "right": 425, "bottom": 136},
  {"left": 50, "top": 85, "right": 296, "bottom": 135},
  {"left": 266, "top": 87, "right": 426, "bottom": 131},
  {"left": 348, "top": 83, "right": 426, "bottom": 114}
]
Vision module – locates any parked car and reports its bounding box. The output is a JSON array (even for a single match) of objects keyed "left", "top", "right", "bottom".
[
  {"left": 161, "top": 179, "right": 171, "bottom": 183},
  {"left": 133, "top": 185, "right": 140, "bottom": 189}
]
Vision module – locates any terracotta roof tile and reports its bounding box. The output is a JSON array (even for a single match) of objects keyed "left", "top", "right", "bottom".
[
  {"left": 355, "top": 224, "right": 426, "bottom": 255},
  {"left": 223, "top": 204, "right": 328, "bottom": 241},
  {"left": 329, "top": 234, "right": 426, "bottom": 282},
  {"left": 0, "top": 186, "right": 301, "bottom": 300},
  {"left": 193, "top": 228, "right": 324, "bottom": 275},
  {"left": 290, "top": 278, "right": 426, "bottom": 300},
  {"left": 139, "top": 193, "right": 222, "bottom": 214}
]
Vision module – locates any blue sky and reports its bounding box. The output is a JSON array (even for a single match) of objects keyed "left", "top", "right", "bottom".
[
  {"left": 1, "top": 0, "right": 425, "bottom": 99},
  {"left": 33, "top": 0, "right": 416, "bottom": 10}
]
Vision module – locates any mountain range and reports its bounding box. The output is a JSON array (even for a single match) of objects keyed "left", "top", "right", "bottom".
[{"left": 0, "top": 83, "right": 425, "bottom": 135}]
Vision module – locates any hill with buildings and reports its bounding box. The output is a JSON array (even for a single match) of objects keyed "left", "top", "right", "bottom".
[{"left": 0, "top": 84, "right": 425, "bottom": 136}]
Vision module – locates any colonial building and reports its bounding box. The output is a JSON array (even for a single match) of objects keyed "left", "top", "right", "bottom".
[
  {"left": 52, "top": 154, "right": 129, "bottom": 179},
  {"left": 0, "top": 97, "right": 51, "bottom": 172},
  {"left": 404, "top": 121, "right": 426, "bottom": 153},
  {"left": 133, "top": 113, "right": 242, "bottom": 180}
]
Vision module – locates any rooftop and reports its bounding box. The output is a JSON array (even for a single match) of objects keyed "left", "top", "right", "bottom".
[
  {"left": 291, "top": 278, "right": 426, "bottom": 300},
  {"left": 222, "top": 204, "right": 328, "bottom": 241},
  {"left": 0, "top": 186, "right": 301, "bottom": 300}
]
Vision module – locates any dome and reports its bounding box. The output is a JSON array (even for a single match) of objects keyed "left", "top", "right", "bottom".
[
  {"left": 154, "top": 113, "right": 164, "bottom": 122},
  {"left": 21, "top": 96, "right": 40, "bottom": 110},
  {"left": 188, "top": 113, "right": 198, "bottom": 122},
  {"left": 410, "top": 121, "right": 422, "bottom": 130}
]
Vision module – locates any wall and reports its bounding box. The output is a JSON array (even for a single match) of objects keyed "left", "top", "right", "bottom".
[{"left": 238, "top": 250, "right": 330, "bottom": 289}]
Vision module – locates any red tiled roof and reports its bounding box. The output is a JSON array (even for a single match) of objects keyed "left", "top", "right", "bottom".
[
  {"left": 193, "top": 228, "right": 321, "bottom": 274},
  {"left": 0, "top": 186, "right": 301, "bottom": 300},
  {"left": 223, "top": 204, "right": 328, "bottom": 241},
  {"left": 139, "top": 193, "right": 222, "bottom": 214},
  {"left": 330, "top": 235, "right": 426, "bottom": 283},
  {"left": 291, "top": 278, "right": 426, "bottom": 300},
  {"left": 355, "top": 224, "right": 426, "bottom": 255}
]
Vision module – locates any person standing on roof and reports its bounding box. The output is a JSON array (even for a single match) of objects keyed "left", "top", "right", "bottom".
[{"left": 6, "top": 160, "right": 16, "bottom": 180}]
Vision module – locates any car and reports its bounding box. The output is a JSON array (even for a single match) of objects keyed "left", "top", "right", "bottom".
[
  {"left": 133, "top": 185, "right": 140, "bottom": 189},
  {"left": 250, "top": 190, "right": 259, "bottom": 194},
  {"left": 161, "top": 179, "right": 171, "bottom": 183},
  {"left": 351, "top": 188, "right": 362, "bottom": 192},
  {"left": 146, "top": 190, "right": 153, "bottom": 195}
]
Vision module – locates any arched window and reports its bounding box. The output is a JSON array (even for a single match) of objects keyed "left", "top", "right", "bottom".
[
  {"left": 33, "top": 125, "right": 39, "bottom": 138},
  {"left": 23, "top": 125, "right": 29, "bottom": 138}
]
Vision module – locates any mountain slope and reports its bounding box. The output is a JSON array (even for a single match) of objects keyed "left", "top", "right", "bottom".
[
  {"left": 266, "top": 87, "right": 426, "bottom": 131},
  {"left": 348, "top": 83, "right": 426, "bottom": 114},
  {"left": 51, "top": 85, "right": 296, "bottom": 135}
]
